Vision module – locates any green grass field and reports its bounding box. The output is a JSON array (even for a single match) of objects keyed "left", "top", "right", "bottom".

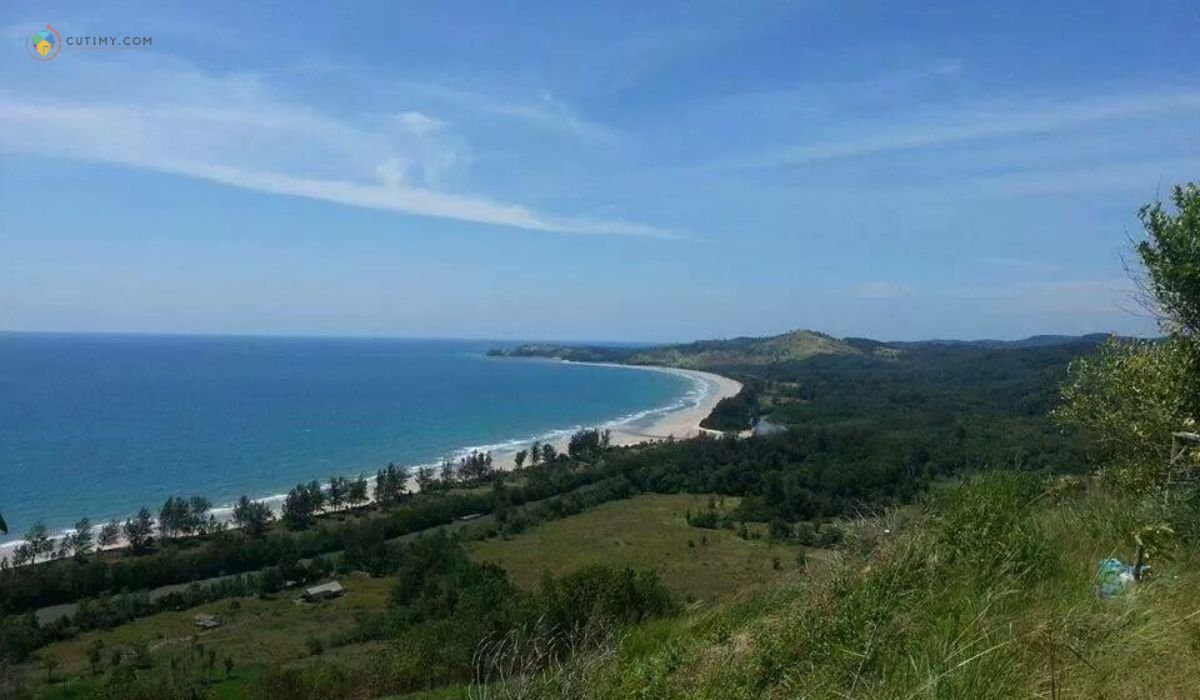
[
  {"left": 22, "top": 493, "right": 810, "bottom": 698},
  {"left": 24, "top": 572, "right": 395, "bottom": 698},
  {"left": 512, "top": 475, "right": 1200, "bottom": 699},
  {"left": 468, "top": 493, "right": 809, "bottom": 602}
]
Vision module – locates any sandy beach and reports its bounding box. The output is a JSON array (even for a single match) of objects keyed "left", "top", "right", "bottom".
[
  {"left": 4, "top": 363, "right": 741, "bottom": 563},
  {"left": 578, "top": 364, "right": 742, "bottom": 444},
  {"left": 486, "top": 363, "right": 742, "bottom": 470}
]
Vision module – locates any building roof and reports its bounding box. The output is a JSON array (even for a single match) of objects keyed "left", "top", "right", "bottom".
[{"left": 304, "top": 581, "right": 345, "bottom": 596}]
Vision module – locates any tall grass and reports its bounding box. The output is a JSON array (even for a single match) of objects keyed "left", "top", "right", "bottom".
[{"left": 524, "top": 472, "right": 1200, "bottom": 698}]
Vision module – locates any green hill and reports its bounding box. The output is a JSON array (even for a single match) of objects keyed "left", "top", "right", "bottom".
[
  {"left": 488, "top": 329, "right": 859, "bottom": 370},
  {"left": 512, "top": 472, "right": 1200, "bottom": 699}
]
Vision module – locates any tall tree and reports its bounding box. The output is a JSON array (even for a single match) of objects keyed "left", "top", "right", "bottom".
[
  {"left": 70, "top": 517, "right": 94, "bottom": 558},
  {"left": 98, "top": 520, "right": 121, "bottom": 548},
  {"left": 158, "top": 497, "right": 188, "bottom": 538},
  {"left": 123, "top": 508, "right": 155, "bottom": 553},
  {"left": 1134, "top": 184, "right": 1200, "bottom": 337},
  {"left": 514, "top": 449, "right": 527, "bottom": 469},
  {"left": 415, "top": 466, "right": 436, "bottom": 492},
  {"left": 188, "top": 496, "right": 213, "bottom": 534},
  {"left": 232, "top": 495, "right": 273, "bottom": 537},
  {"left": 24, "top": 523, "right": 52, "bottom": 561},
  {"left": 374, "top": 463, "right": 409, "bottom": 507},
  {"left": 327, "top": 476, "right": 348, "bottom": 512},
  {"left": 348, "top": 474, "right": 369, "bottom": 508},
  {"left": 282, "top": 483, "right": 323, "bottom": 530},
  {"left": 1058, "top": 183, "right": 1200, "bottom": 490}
]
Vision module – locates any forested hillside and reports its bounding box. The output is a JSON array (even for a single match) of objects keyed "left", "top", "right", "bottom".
[
  {"left": 487, "top": 329, "right": 858, "bottom": 368},
  {"left": 3, "top": 185, "right": 1196, "bottom": 699}
]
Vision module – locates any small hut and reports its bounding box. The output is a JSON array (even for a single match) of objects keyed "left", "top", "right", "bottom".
[
  {"left": 193, "top": 613, "right": 222, "bottom": 629},
  {"left": 302, "top": 581, "right": 345, "bottom": 602}
]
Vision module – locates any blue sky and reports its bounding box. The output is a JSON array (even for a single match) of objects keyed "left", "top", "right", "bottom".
[{"left": 2, "top": 1, "right": 1197, "bottom": 342}]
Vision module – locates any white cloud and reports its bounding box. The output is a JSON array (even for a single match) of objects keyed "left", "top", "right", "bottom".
[
  {"left": 398, "top": 81, "right": 620, "bottom": 144},
  {"left": 395, "top": 111, "right": 444, "bottom": 136},
  {"left": 728, "top": 91, "right": 1200, "bottom": 168},
  {"left": 0, "top": 59, "right": 668, "bottom": 238}
]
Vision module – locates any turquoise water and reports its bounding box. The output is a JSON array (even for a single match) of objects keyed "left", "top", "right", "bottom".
[{"left": 0, "top": 333, "right": 697, "bottom": 544}]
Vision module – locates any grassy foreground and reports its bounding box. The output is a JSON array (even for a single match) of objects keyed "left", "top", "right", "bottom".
[
  {"left": 515, "top": 474, "right": 1200, "bottom": 699},
  {"left": 468, "top": 493, "right": 808, "bottom": 602}
]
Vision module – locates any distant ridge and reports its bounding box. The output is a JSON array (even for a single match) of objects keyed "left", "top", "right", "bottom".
[
  {"left": 489, "top": 329, "right": 857, "bottom": 369},
  {"left": 883, "top": 333, "right": 1114, "bottom": 350},
  {"left": 490, "top": 330, "right": 1114, "bottom": 371}
]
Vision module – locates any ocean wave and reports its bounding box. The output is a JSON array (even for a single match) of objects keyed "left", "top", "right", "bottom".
[{"left": 1, "top": 364, "right": 715, "bottom": 554}]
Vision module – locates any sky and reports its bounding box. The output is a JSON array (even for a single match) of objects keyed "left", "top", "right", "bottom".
[{"left": 1, "top": 1, "right": 1197, "bottom": 342}]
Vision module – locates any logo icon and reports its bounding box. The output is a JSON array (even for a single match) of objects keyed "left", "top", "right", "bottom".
[{"left": 29, "top": 25, "right": 61, "bottom": 61}]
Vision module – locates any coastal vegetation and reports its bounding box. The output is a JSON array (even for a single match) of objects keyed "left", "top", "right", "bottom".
[
  {"left": 3, "top": 184, "right": 1196, "bottom": 698},
  {"left": 0, "top": 326, "right": 1106, "bottom": 697}
]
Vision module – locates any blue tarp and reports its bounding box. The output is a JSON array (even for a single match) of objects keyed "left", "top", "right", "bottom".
[{"left": 1096, "top": 558, "right": 1136, "bottom": 598}]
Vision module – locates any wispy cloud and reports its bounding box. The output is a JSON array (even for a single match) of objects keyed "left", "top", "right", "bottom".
[
  {"left": 389, "top": 81, "right": 620, "bottom": 144},
  {"left": 0, "top": 60, "right": 667, "bottom": 238},
  {"left": 726, "top": 90, "right": 1200, "bottom": 169}
]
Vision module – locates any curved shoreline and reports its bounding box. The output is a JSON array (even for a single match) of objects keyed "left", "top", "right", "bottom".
[
  {"left": 2, "top": 361, "right": 740, "bottom": 558},
  {"left": 487, "top": 362, "right": 743, "bottom": 468}
]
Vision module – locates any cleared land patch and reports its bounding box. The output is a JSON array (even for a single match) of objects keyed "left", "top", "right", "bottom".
[{"left": 468, "top": 493, "right": 807, "bottom": 602}]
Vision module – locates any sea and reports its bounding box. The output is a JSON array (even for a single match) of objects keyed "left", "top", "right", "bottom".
[{"left": 0, "top": 333, "right": 700, "bottom": 546}]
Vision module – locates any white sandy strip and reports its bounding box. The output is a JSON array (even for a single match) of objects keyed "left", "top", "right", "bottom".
[
  {"left": 475, "top": 363, "right": 741, "bottom": 471},
  {"left": 3, "top": 364, "right": 741, "bottom": 563}
]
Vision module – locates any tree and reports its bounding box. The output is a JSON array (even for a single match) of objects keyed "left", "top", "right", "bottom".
[
  {"left": 23, "top": 523, "right": 52, "bottom": 563},
  {"left": 232, "top": 495, "right": 273, "bottom": 537},
  {"left": 280, "top": 487, "right": 319, "bottom": 530},
  {"left": 307, "top": 480, "right": 326, "bottom": 514},
  {"left": 98, "top": 519, "right": 121, "bottom": 548},
  {"left": 529, "top": 441, "right": 542, "bottom": 466},
  {"left": 415, "top": 466, "right": 436, "bottom": 492},
  {"left": 1133, "top": 183, "right": 1200, "bottom": 337},
  {"left": 514, "top": 449, "right": 527, "bottom": 469},
  {"left": 348, "top": 474, "right": 369, "bottom": 508},
  {"left": 374, "top": 464, "right": 409, "bottom": 508},
  {"left": 327, "top": 476, "right": 348, "bottom": 512},
  {"left": 1057, "top": 183, "right": 1200, "bottom": 490},
  {"left": 159, "top": 497, "right": 189, "bottom": 538},
  {"left": 123, "top": 508, "right": 155, "bottom": 553},
  {"left": 71, "top": 517, "right": 94, "bottom": 558},
  {"left": 568, "top": 428, "right": 609, "bottom": 459},
  {"left": 188, "top": 496, "right": 213, "bottom": 534},
  {"left": 541, "top": 443, "right": 557, "bottom": 464},
  {"left": 1057, "top": 337, "right": 1197, "bottom": 488},
  {"left": 11, "top": 543, "right": 33, "bottom": 567},
  {"left": 439, "top": 459, "right": 457, "bottom": 484},
  {"left": 455, "top": 451, "right": 494, "bottom": 482}
]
